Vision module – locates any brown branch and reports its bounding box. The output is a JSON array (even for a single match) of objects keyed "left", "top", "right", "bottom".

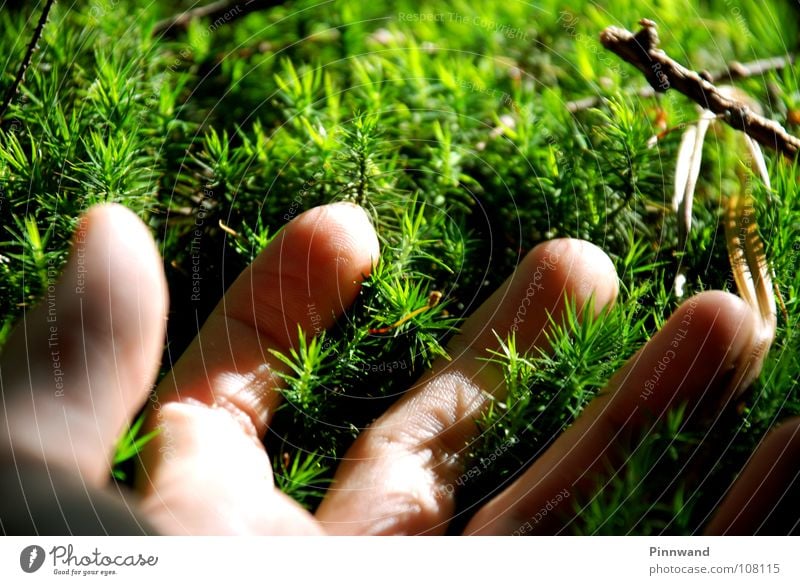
[
  {"left": 152, "top": 0, "right": 286, "bottom": 38},
  {"left": 0, "top": 0, "right": 56, "bottom": 123},
  {"left": 565, "top": 52, "right": 795, "bottom": 114},
  {"left": 711, "top": 54, "right": 796, "bottom": 83},
  {"left": 598, "top": 19, "right": 800, "bottom": 160}
]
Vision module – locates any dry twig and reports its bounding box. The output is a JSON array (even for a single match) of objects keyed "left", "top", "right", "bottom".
[
  {"left": 152, "top": 0, "right": 286, "bottom": 38},
  {"left": 0, "top": 0, "right": 56, "bottom": 123},
  {"left": 598, "top": 19, "right": 800, "bottom": 160},
  {"left": 565, "top": 53, "right": 795, "bottom": 113}
]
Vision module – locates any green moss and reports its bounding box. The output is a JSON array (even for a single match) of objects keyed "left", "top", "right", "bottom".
[{"left": 1, "top": 0, "right": 798, "bottom": 533}]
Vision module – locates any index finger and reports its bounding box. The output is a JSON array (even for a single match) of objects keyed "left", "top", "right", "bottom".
[
  {"left": 135, "top": 202, "right": 379, "bottom": 534},
  {"left": 155, "top": 202, "right": 379, "bottom": 435}
]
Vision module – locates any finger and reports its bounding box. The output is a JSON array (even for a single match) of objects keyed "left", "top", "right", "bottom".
[
  {"left": 706, "top": 417, "right": 800, "bottom": 535},
  {"left": 316, "top": 238, "right": 619, "bottom": 535},
  {"left": 153, "top": 202, "right": 378, "bottom": 434},
  {"left": 138, "top": 401, "right": 324, "bottom": 534},
  {"left": 465, "top": 291, "right": 759, "bottom": 535},
  {"left": 0, "top": 204, "right": 168, "bottom": 486},
  {"left": 136, "top": 202, "right": 378, "bottom": 534},
  {"left": 0, "top": 451, "right": 156, "bottom": 535}
]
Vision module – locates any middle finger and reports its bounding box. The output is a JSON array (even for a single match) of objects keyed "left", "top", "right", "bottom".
[{"left": 316, "top": 238, "right": 619, "bottom": 534}]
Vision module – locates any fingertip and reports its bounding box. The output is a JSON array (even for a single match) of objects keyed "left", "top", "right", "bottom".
[
  {"left": 454, "top": 238, "right": 619, "bottom": 360},
  {"left": 533, "top": 238, "right": 619, "bottom": 313},
  {"left": 242, "top": 202, "right": 380, "bottom": 349},
  {"left": 678, "top": 291, "right": 759, "bottom": 399},
  {"left": 291, "top": 202, "right": 380, "bottom": 277},
  {"left": 681, "top": 291, "right": 756, "bottom": 356},
  {"left": 82, "top": 203, "right": 150, "bottom": 247},
  {"left": 76, "top": 203, "right": 169, "bottom": 320},
  {"left": 606, "top": 290, "right": 758, "bottom": 423},
  {"left": 325, "top": 201, "right": 381, "bottom": 263}
]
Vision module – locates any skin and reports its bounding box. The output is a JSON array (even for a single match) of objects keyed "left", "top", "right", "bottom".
[{"left": 0, "top": 202, "right": 792, "bottom": 535}]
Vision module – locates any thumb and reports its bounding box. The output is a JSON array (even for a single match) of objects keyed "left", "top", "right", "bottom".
[{"left": 0, "top": 204, "right": 168, "bottom": 485}]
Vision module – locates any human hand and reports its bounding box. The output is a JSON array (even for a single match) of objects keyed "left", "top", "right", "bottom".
[{"left": 1, "top": 202, "right": 796, "bottom": 535}]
